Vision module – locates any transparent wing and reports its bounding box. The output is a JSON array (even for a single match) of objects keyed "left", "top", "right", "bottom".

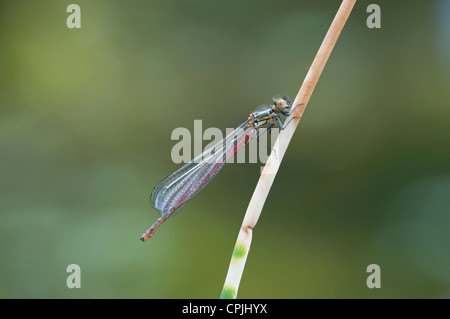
[{"left": 150, "top": 120, "right": 255, "bottom": 218}]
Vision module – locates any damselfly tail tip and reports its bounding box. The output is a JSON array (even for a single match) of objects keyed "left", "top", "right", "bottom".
[{"left": 140, "top": 233, "right": 151, "bottom": 242}]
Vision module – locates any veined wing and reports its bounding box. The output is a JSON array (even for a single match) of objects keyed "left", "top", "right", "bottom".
[{"left": 150, "top": 120, "right": 255, "bottom": 217}]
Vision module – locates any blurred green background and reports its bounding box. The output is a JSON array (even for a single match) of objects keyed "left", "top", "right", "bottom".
[{"left": 1, "top": 0, "right": 449, "bottom": 298}]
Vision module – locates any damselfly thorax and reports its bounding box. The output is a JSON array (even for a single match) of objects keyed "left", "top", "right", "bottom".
[
  {"left": 248, "top": 98, "right": 291, "bottom": 129},
  {"left": 140, "top": 96, "right": 301, "bottom": 242}
]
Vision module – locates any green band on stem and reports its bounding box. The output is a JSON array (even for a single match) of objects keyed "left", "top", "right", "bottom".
[
  {"left": 220, "top": 286, "right": 237, "bottom": 299},
  {"left": 232, "top": 242, "right": 247, "bottom": 260}
]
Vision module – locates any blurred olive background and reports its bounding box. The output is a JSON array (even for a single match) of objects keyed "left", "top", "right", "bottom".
[{"left": 1, "top": 0, "right": 449, "bottom": 298}]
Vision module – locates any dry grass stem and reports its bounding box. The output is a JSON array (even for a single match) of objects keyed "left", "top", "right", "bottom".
[{"left": 220, "top": 0, "right": 357, "bottom": 299}]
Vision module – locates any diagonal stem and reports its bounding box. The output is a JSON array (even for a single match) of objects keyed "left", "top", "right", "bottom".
[{"left": 220, "top": 0, "right": 357, "bottom": 299}]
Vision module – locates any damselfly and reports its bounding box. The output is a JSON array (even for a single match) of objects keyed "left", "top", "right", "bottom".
[{"left": 140, "top": 96, "right": 301, "bottom": 242}]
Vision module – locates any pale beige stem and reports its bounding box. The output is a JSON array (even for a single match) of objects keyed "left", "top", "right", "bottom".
[{"left": 220, "top": 0, "right": 357, "bottom": 299}]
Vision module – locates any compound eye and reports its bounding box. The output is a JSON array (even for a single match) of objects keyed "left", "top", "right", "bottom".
[{"left": 275, "top": 98, "right": 284, "bottom": 107}]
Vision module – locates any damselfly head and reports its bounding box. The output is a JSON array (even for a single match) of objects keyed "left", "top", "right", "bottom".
[{"left": 273, "top": 97, "right": 291, "bottom": 115}]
